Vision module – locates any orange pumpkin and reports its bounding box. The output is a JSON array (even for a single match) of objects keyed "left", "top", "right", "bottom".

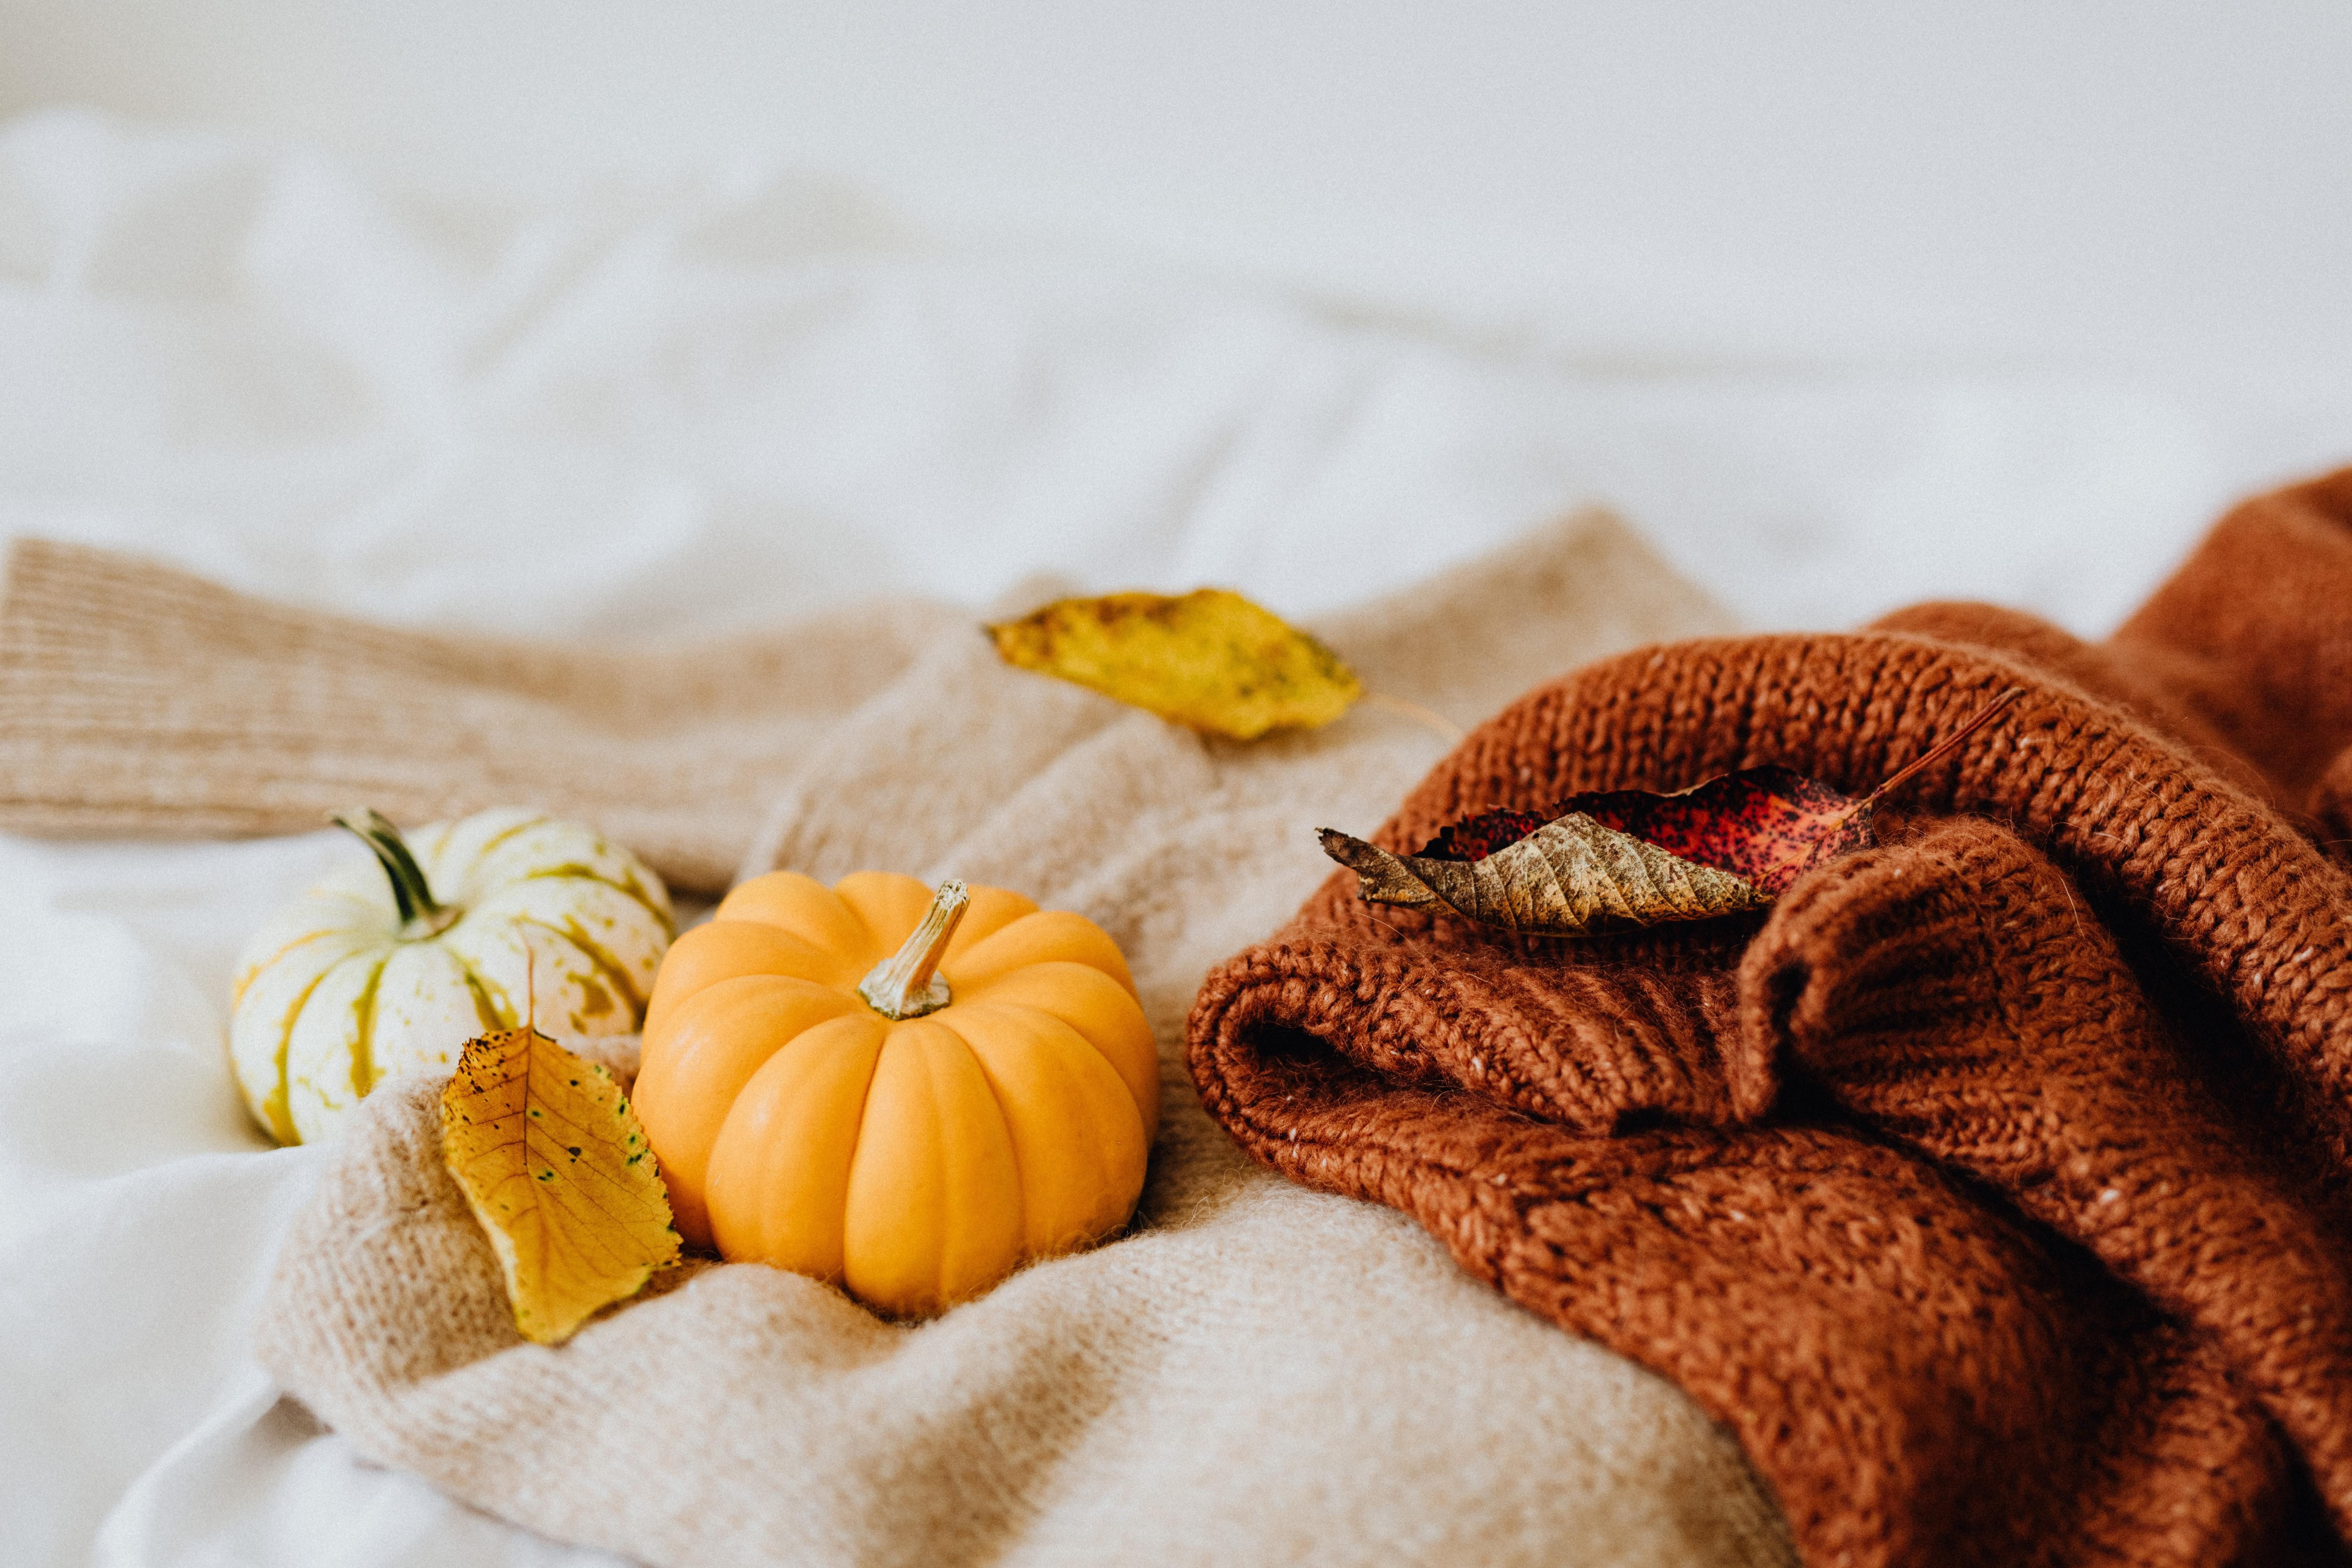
[{"left": 631, "top": 871, "right": 1158, "bottom": 1317}]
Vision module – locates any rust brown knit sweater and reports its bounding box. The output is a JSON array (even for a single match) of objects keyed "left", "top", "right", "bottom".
[{"left": 1188, "top": 469, "right": 2352, "bottom": 1568}]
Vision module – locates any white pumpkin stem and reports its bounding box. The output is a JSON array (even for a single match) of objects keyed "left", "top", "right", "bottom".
[
  {"left": 858, "top": 880, "right": 969, "bottom": 1021},
  {"left": 331, "top": 807, "right": 460, "bottom": 938}
]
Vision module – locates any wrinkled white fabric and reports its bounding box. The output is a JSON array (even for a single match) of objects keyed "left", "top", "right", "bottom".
[
  {"left": 5, "top": 108, "right": 2352, "bottom": 1568},
  {"left": 8, "top": 111, "right": 2352, "bottom": 644}
]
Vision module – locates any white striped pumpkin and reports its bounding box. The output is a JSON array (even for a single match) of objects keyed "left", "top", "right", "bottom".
[{"left": 229, "top": 807, "right": 673, "bottom": 1144}]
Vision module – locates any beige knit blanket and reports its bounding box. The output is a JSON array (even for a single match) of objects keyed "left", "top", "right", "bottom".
[{"left": 0, "top": 519, "right": 1793, "bottom": 1566}]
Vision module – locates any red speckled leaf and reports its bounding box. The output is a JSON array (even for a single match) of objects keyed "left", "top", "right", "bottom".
[
  {"left": 1324, "top": 687, "right": 2022, "bottom": 936},
  {"left": 1422, "top": 807, "right": 1554, "bottom": 862},
  {"left": 1430, "top": 766, "right": 1874, "bottom": 897}
]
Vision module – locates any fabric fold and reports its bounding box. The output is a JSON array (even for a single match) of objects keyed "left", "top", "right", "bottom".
[
  {"left": 1188, "top": 468, "right": 2352, "bottom": 1567},
  {"left": 1740, "top": 819, "right": 2352, "bottom": 1527}
]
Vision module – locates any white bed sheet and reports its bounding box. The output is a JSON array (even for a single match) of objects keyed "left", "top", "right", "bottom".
[{"left": 4, "top": 111, "right": 2348, "bottom": 1566}]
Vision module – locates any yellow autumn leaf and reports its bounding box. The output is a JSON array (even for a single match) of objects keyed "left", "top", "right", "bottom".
[
  {"left": 986, "top": 587, "right": 1363, "bottom": 740},
  {"left": 441, "top": 1025, "right": 680, "bottom": 1345}
]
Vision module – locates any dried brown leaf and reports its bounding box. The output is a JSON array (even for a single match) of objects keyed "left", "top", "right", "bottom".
[
  {"left": 1324, "top": 686, "right": 2024, "bottom": 936},
  {"left": 1320, "top": 814, "right": 1771, "bottom": 935}
]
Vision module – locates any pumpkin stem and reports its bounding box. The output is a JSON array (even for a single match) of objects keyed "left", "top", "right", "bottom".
[
  {"left": 331, "top": 807, "right": 460, "bottom": 938},
  {"left": 858, "top": 880, "right": 969, "bottom": 1021}
]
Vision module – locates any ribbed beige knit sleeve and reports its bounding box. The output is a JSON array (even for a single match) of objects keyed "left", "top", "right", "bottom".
[{"left": 0, "top": 539, "right": 940, "bottom": 892}]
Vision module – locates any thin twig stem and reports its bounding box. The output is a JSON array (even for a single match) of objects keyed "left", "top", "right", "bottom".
[{"left": 1860, "top": 686, "right": 2026, "bottom": 810}]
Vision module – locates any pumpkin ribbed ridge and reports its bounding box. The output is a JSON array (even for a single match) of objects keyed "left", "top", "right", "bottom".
[{"left": 635, "top": 870, "right": 1157, "bottom": 1318}]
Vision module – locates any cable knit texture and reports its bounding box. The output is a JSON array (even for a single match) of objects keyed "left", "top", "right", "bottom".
[{"left": 1189, "top": 469, "right": 2352, "bottom": 1568}]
